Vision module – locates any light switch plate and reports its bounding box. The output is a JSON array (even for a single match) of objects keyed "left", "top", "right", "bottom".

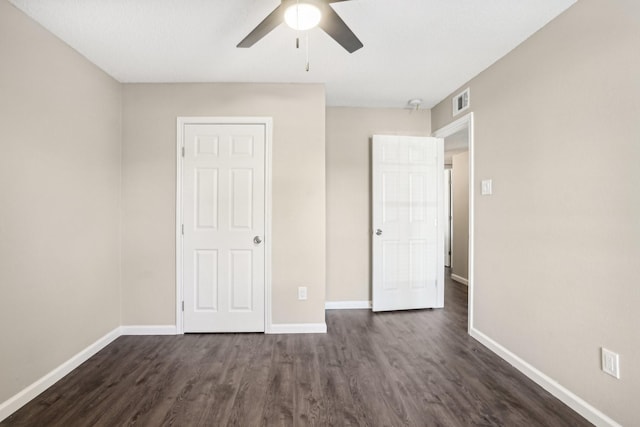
[{"left": 481, "top": 179, "right": 493, "bottom": 195}]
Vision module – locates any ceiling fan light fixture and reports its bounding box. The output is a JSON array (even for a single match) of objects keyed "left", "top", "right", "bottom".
[{"left": 284, "top": 3, "right": 322, "bottom": 31}]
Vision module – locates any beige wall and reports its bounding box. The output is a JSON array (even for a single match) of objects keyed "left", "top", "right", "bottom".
[
  {"left": 122, "top": 83, "right": 326, "bottom": 326},
  {"left": 326, "top": 107, "right": 431, "bottom": 302},
  {"left": 451, "top": 151, "right": 469, "bottom": 281},
  {"left": 0, "top": 1, "right": 122, "bottom": 403},
  {"left": 432, "top": 0, "right": 640, "bottom": 424}
]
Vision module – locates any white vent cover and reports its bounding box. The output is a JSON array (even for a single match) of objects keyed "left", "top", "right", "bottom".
[{"left": 453, "top": 88, "right": 470, "bottom": 116}]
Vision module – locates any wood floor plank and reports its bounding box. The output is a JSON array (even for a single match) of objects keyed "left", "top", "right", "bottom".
[
  {"left": 2, "top": 273, "right": 592, "bottom": 427},
  {"left": 314, "top": 329, "right": 362, "bottom": 426},
  {"left": 292, "top": 334, "right": 326, "bottom": 426},
  {"left": 261, "top": 336, "right": 295, "bottom": 427},
  {"left": 226, "top": 334, "right": 275, "bottom": 426}
]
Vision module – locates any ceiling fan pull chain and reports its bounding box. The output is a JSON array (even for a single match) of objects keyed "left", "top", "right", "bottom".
[
  {"left": 295, "top": 0, "right": 300, "bottom": 49},
  {"left": 306, "top": 32, "right": 310, "bottom": 72}
]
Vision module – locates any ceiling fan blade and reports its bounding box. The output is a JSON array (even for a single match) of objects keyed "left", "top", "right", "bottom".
[
  {"left": 319, "top": 5, "right": 363, "bottom": 53},
  {"left": 237, "top": 4, "right": 285, "bottom": 48}
]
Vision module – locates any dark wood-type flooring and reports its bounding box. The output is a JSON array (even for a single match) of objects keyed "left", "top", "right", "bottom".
[{"left": 3, "top": 272, "right": 591, "bottom": 426}]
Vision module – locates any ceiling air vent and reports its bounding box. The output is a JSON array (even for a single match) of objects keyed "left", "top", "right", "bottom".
[{"left": 453, "top": 88, "right": 470, "bottom": 116}]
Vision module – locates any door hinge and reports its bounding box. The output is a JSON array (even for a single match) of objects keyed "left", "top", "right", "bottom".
[
  {"left": 181, "top": 301, "right": 184, "bottom": 312},
  {"left": 181, "top": 224, "right": 184, "bottom": 235},
  {"left": 181, "top": 146, "right": 185, "bottom": 157}
]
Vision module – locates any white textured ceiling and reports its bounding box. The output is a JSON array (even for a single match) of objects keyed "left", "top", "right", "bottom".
[{"left": 8, "top": 0, "right": 576, "bottom": 108}]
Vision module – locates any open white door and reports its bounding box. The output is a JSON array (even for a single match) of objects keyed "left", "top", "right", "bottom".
[
  {"left": 372, "top": 135, "right": 444, "bottom": 312},
  {"left": 182, "top": 123, "right": 266, "bottom": 332}
]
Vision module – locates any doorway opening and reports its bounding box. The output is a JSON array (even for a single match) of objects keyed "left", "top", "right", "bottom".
[{"left": 433, "top": 112, "right": 474, "bottom": 333}]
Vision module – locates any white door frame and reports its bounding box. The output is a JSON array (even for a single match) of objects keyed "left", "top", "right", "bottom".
[
  {"left": 432, "top": 112, "right": 474, "bottom": 333},
  {"left": 175, "top": 117, "right": 273, "bottom": 334}
]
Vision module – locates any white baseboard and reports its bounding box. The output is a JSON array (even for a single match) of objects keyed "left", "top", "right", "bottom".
[
  {"left": 120, "top": 325, "right": 177, "bottom": 335},
  {"left": 451, "top": 274, "right": 468, "bottom": 285},
  {"left": 325, "top": 300, "right": 372, "bottom": 310},
  {"left": 470, "top": 327, "right": 621, "bottom": 427},
  {"left": 268, "top": 323, "right": 327, "bottom": 334},
  {"left": 0, "top": 327, "right": 121, "bottom": 423}
]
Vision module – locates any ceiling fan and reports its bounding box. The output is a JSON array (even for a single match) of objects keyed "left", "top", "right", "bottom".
[{"left": 237, "top": 0, "right": 363, "bottom": 53}]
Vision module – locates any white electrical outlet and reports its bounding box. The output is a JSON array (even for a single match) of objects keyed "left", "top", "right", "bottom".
[
  {"left": 298, "top": 286, "right": 308, "bottom": 301},
  {"left": 601, "top": 348, "right": 620, "bottom": 379}
]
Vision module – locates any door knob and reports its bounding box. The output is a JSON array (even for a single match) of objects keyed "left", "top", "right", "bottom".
[
  {"left": 253, "top": 236, "right": 263, "bottom": 244},
  {"left": 375, "top": 229, "right": 383, "bottom": 236}
]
